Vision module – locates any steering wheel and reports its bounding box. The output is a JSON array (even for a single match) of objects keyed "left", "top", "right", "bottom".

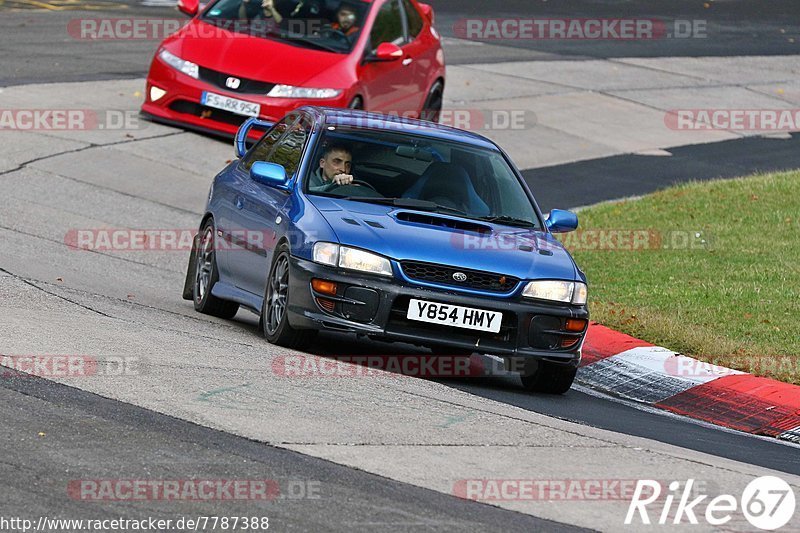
[
  {"left": 318, "top": 26, "right": 350, "bottom": 45},
  {"left": 350, "top": 179, "right": 378, "bottom": 192}
]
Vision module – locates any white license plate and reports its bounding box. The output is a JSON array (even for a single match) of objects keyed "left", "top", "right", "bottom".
[
  {"left": 201, "top": 91, "right": 260, "bottom": 117},
  {"left": 407, "top": 299, "right": 502, "bottom": 333}
]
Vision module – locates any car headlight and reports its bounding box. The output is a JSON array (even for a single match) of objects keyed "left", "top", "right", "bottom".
[
  {"left": 158, "top": 49, "right": 199, "bottom": 79},
  {"left": 522, "top": 280, "right": 588, "bottom": 305},
  {"left": 312, "top": 243, "right": 392, "bottom": 277},
  {"left": 267, "top": 85, "right": 342, "bottom": 99}
]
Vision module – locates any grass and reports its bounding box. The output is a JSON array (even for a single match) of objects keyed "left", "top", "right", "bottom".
[{"left": 564, "top": 170, "right": 800, "bottom": 384}]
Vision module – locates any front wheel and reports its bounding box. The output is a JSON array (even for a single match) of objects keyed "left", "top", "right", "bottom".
[
  {"left": 519, "top": 360, "right": 577, "bottom": 394},
  {"left": 261, "top": 245, "right": 311, "bottom": 348}
]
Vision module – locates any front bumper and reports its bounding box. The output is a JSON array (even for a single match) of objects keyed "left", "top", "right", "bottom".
[
  {"left": 287, "top": 256, "right": 588, "bottom": 366},
  {"left": 141, "top": 57, "right": 349, "bottom": 137}
]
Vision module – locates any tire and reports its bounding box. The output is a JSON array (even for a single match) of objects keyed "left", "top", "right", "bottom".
[
  {"left": 193, "top": 220, "right": 240, "bottom": 319},
  {"left": 348, "top": 96, "right": 363, "bottom": 110},
  {"left": 420, "top": 80, "right": 444, "bottom": 123},
  {"left": 261, "top": 245, "right": 310, "bottom": 348},
  {"left": 519, "top": 360, "right": 577, "bottom": 395}
]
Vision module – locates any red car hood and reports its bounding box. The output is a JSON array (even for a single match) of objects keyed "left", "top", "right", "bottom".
[{"left": 163, "top": 18, "right": 351, "bottom": 87}]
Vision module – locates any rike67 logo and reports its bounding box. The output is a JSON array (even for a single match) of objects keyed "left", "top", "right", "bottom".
[{"left": 626, "top": 476, "right": 796, "bottom": 530}]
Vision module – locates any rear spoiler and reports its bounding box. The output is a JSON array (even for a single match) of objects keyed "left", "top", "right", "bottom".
[
  {"left": 234, "top": 117, "right": 273, "bottom": 158},
  {"left": 418, "top": 2, "right": 434, "bottom": 25}
]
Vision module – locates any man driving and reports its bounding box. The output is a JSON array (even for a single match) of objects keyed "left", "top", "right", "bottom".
[
  {"left": 329, "top": 4, "right": 360, "bottom": 36},
  {"left": 308, "top": 143, "right": 355, "bottom": 192}
]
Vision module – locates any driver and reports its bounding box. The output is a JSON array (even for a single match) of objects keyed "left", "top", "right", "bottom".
[
  {"left": 308, "top": 143, "right": 355, "bottom": 192},
  {"left": 328, "top": 4, "right": 360, "bottom": 36}
]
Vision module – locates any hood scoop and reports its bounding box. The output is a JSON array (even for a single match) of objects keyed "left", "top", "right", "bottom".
[{"left": 395, "top": 211, "right": 491, "bottom": 234}]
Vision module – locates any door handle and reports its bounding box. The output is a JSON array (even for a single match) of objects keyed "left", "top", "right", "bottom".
[
  {"left": 402, "top": 57, "right": 413, "bottom": 66},
  {"left": 235, "top": 196, "right": 244, "bottom": 209}
]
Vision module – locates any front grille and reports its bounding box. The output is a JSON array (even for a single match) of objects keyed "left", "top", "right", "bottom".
[
  {"left": 168, "top": 100, "right": 248, "bottom": 127},
  {"left": 400, "top": 261, "right": 520, "bottom": 293},
  {"left": 198, "top": 67, "right": 275, "bottom": 95}
]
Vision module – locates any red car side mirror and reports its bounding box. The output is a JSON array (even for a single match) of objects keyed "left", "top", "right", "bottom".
[
  {"left": 177, "top": 0, "right": 199, "bottom": 16},
  {"left": 374, "top": 42, "right": 403, "bottom": 61}
]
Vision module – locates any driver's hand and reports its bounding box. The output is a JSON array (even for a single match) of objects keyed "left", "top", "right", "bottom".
[
  {"left": 261, "top": 0, "right": 273, "bottom": 10},
  {"left": 332, "top": 173, "right": 354, "bottom": 185}
]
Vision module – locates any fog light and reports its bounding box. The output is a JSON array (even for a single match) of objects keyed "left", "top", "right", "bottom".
[
  {"left": 561, "top": 337, "right": 580, "bottom": 348},
  {"left": 316, "top": 298, "right": 335, "bottom": 312},
  {"left": 565, "top": 318, "right": 587, "bottom": 332},
  {"left": 312, "top": 278, "right": 337, "bottom": 296},
  {"left": 149, "top": 86, "right": 167, "bottom": 102}
]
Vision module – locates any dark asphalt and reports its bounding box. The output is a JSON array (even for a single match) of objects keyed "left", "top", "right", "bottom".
[
  {"left": 431, "top": 0, "right": 800, "bottom": 61},
  {"left": 0, "top": 371, "right": 588, "bottom": 532},
  {"left": 310, "top": 331, "right": 800, "bottom": 477},
  {"left": 524, "top": 132, "right": 800, "bottom": 211},
  {"left": 1, "top": 0, "right": 798, "bottom": 85}
]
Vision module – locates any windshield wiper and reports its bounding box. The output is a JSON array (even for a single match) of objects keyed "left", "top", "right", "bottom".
[
  {"left": 343, "top": 197, "right": 468, "bottom": 216},
  {"left": 478, "top": 215, "right": 537, "bottom": 228},
  {"left": 279, "top": 34, "right": 344, "bottom": 53}
]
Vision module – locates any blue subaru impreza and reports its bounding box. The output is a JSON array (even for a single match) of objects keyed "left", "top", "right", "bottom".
[{"left": 183, "top": 107, "right": 588, "bottom": 393}]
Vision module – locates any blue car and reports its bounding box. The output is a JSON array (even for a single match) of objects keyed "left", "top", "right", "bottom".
[{"left": 183, "top": 107, "right": 588, "bottom": 393}]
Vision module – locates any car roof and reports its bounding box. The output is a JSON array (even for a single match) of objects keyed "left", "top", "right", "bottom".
[{"left": 301, "top": 107, "right": 502, "bottom": 152}]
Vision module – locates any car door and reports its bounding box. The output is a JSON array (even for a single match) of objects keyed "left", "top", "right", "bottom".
[
  {"left": 221, "top": 118, "right": 291, "bottom": 296},
  {"left": 399, "top": 0, "right": 434, "bottom": 113},
  {"left": 229, "top": 115, "right": 312, "bottom": 298},
  {"left": 359, "top": 0, "right": 418, "bottom": 115}
]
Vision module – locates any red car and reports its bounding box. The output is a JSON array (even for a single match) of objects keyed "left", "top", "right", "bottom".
[{"left": 141, "top": 0, "right": 445, "bottom": 137}]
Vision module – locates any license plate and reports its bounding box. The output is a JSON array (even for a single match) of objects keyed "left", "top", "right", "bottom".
[
  {"left": 201, "top": 91, "right": 260, "bottom": 117},
  {"left": 407, "top": 299, "right": 502, "bottom": 333}
]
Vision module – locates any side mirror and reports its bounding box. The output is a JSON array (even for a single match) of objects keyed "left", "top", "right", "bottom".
[
  {"left": 177, "top": 0, "right": 199, "bottom": 16},
  {"left": 251, "top": 161, "right": 288, "bottom": 189},
  {"left": 545, "top": 209, "right": 578, "bottom": 233},
  {"left": 368, "top": 42, "right": 403, "bottom": 62}
]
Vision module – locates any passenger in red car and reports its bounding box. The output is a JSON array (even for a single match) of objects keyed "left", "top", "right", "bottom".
[{"left": 238, "top": 0, "right": 283, "bottom": 23}]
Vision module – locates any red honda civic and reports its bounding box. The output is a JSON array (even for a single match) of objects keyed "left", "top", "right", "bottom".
[{"left": 141, "top": 0, "right": 445, "bottom": 137}]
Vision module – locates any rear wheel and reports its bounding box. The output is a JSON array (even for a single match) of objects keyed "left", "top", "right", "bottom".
[
  {"left": 420, "top": 80, "right": 444, "bottom": 123},
  {"left": 519, "top": 360, "right": 577, "bottom": 394},
  {"left": 193, "top": 220, "right": 240, "bottom": 319},
  {"left": 261, "top": 245, "right": 310, "bottom": 348}
]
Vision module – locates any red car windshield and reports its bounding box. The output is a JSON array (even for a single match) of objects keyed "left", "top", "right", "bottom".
[{"left": 202, "top": 0, "right": 367, "bottom": 53}]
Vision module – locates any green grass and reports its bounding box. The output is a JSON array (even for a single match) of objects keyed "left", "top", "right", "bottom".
[{"left": 566, "top": 170, "right": 800, "bottom": 384}]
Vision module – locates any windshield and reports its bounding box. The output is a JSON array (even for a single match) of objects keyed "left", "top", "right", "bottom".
[
  {"left": 202, "top": 0, "right": 367, "bottom": 53},
  {"left": 304, "top": 126, "right": 542, "bottom": 229}
]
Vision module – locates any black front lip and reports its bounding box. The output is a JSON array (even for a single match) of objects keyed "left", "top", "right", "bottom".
[{"left": 287, "top": 256, "right": 588, "bottom": 365}]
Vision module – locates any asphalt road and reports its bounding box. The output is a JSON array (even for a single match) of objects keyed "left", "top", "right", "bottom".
[
  {"left": 2, "top": 1, "right": 800, "bottom": 530},
  {"left": 1, "top": 0, "right": 798, "bottom": 85},
  {"left": 0, "top": 371, "right": 584, "bottom": 532}
]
